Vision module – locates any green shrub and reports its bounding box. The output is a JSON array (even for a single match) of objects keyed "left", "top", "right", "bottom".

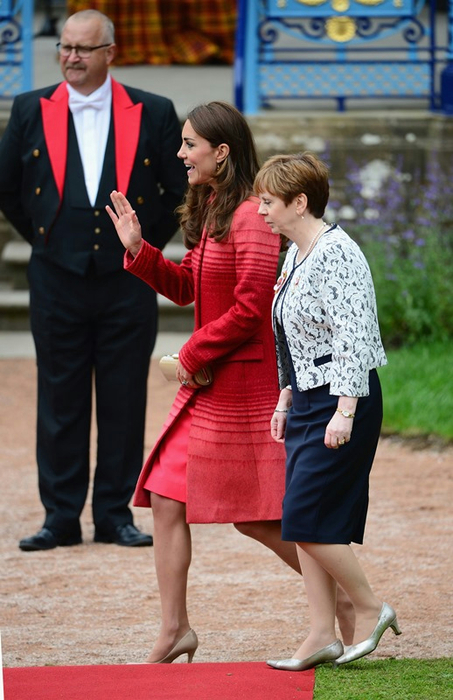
[
  {"left": 360, "top": 226, "right": 453, "bottom": 346},
  {"left": 329, "top": 154, "right": 453, "bottom": 346}
]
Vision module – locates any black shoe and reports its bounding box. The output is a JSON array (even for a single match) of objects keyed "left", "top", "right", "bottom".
[
  {"left": 19, "top": 527, "right": 82, "bottom": 552},
  {"left": 94, "top": 523, "right": 153, "bottom": 547}
]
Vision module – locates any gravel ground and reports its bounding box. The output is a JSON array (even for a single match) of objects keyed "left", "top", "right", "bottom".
[{"left": 1, "top": 358, "right": 452, "bottom": 667}]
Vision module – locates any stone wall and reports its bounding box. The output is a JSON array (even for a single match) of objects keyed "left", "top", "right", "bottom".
[{"left": 250, "top": 110, "right": 453, "bottom": 187}]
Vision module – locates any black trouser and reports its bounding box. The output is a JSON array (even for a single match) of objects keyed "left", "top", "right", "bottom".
[{"left": 28, "top": 256, "right": 157, "bottom": 536}]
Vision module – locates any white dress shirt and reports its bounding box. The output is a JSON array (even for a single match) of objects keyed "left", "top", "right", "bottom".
[{"left": 67, "top": 75, "right": 112, "bottom": 206}]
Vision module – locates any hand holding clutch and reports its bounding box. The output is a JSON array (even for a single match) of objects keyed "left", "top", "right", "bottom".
[{"left": 159, "top": 354, "right": 213, "bottom": 387}]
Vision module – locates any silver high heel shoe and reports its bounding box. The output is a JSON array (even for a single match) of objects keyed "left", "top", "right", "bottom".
[
  {"left": 333, "top": 603, "right": 401, "bottom": 667},
  {"left": 149, "top": 629, "right": 198, "bottom": 664},
  {"left": 267, "top": 639, "right": 344, "bottom": 671}
]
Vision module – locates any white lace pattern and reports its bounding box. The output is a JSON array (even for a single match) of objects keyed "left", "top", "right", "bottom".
[{"left": 272, "top": 225, "right": 387, "bottom": 397}]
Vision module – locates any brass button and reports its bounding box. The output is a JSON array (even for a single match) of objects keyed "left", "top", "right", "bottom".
[
  {"left": 35, "top": 187, "right": 41, "bottom": 195},
  {"left": 33, "top": 149, "right": 40, "bottom": 157},
  {"left": 94, "top": 209, "right": 100, "bottom": 216},
  {"left": 136, "top": 196, "right": 144, "bottom": 205},
  {"left": 94, "top": 227, "right": 101, "bottom": 234},
  {"left": 93, "top": 244, "right": 100, "bottom": 251},
  {"left": 144, "top": 158, "right": 151, "bottom": 166},
  {"left": 38, "top": 226, "right": 45, "bottom": 235}
]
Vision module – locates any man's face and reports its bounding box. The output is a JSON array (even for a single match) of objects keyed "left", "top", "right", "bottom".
[{"left": 59, "top": 17, "right": 116, "bottom": 95}]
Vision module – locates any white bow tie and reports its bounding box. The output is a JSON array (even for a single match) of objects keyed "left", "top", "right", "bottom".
[{"left": 69, "top": 95, "right": 106, "bottom": 114}]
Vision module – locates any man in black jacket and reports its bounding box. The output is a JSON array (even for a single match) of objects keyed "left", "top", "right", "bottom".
[{"left": 0, "top": 10, "right": 187, "bottom": 550}]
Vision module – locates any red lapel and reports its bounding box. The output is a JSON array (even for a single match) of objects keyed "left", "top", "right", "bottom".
[
  {"left": 40, "top": 79, "right": 142, "bottom": 202},
  {"left": 40, "top": 82, "right": 69, "bottom": 201},
  {"left": 111, "top": 78, "right": 142, "bottom": 195}
]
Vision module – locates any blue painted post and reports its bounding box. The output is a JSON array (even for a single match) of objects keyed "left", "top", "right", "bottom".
[
  {"left": 448, "top": 0, "right": 453, "bottom": 60},
  {"left": 22, "top": 0, "right": 33, "bottom": 92},
  {"left": 234, "top": 0, "right": 247, "bottom": 112},
  {"left": 243, "top": 0, "right": 260, "bottom": 115},
  {"left": 440, "top": 0, "right": 453, "bottom": 114}
]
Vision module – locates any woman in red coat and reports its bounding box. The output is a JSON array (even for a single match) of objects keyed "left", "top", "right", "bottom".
[{"left": 107, "top": 102, "right": 353, "bottom": 663}]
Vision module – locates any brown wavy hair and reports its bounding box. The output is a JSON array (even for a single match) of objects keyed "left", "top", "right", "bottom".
[{"left": 177, "top": 102, "right": 260, "bottom": 249}]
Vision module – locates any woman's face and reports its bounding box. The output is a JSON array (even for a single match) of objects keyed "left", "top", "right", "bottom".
[
  {"left": 258, "top": 191, "right": 299, "bottom": 238},
  {"left": 177, "top": 120, "right": 222, "bottom": 187}
]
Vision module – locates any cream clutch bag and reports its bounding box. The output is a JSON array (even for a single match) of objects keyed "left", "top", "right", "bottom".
[{"left": 159, "top": 354, "right": 213, "bottom": 386}]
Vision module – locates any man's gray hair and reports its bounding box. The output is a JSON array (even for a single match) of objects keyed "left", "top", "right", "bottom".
[{"left": 65, "top": 9, "right": 115, "bottom": 44}]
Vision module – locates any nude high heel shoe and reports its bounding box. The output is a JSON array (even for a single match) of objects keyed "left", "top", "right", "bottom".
[
  {"left": 267, "top": 639, "right": 344, "bottom": 671},
  {"left": 150, "top": 629, "right": 198, "bottom": 664},
  {"left": 333, "top": 603, "right": 401, "bottom": 667}
]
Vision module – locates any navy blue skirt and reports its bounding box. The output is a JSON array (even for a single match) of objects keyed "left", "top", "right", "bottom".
[{"left": 282, "top": 369, "right": 382, "bottom": 545}]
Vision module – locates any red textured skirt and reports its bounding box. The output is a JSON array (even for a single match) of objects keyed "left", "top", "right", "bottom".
[{"left": 143, "top": 401, "right": 194, "bottom": 504}]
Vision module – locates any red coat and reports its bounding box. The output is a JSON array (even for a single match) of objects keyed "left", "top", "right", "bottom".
[{"left": 128, "top": 199, "right": 286, "bottom": 523}]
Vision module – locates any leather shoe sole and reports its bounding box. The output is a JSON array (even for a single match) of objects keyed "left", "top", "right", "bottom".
[
  {"left": 94, "top": 523, "right": 153, "bottom": 547},
  {"left": 19, "top": 527, "right": 82, "bottom": 552}
]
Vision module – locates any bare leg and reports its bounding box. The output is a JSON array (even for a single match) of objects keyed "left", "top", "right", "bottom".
[
  {"left": 146, "top": 493, "right": 192, "bottom": 663},
  {"left": 234, "top": 520, "right": 301, "bottom": 572},
  {"left": 299, "top": 542, "right": 382, "bottom": 644},
  {"left": 336, "top": 585, "right": 356, "bottom": 645},
  {"left": 292, "top": 545, "right": 338, "bottom": 659},
  {"left": 233, "top": 520, "right": 355, "bottom": 643}
]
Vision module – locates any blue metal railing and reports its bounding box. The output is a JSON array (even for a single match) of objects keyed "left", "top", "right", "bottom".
[
  {"left": 0, "top": 0, "right": 33, "bottom": 98},
  {"left": 234, "top": 0, "right": 452, "bottom": 114}
]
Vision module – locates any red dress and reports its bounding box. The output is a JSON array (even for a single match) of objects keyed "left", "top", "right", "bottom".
[
  {"left": 144, "top": 399, "right": 194, "bottom": 503},
  {"left": 126, "top": 199, "right": 286, "bottom": 523}
]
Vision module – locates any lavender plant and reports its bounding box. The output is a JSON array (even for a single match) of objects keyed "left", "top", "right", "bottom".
[{"left": 329, "top": 155, "right": 453, "bottom": 347}]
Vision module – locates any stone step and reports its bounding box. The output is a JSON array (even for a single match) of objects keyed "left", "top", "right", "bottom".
[
  {"left": 0, "top": 287, "right": 194, "bottom": 332},
  {"left": 1, "top": 239, "right": 188, "bottom": 284},
  {"left": 0, "top": 240, "right": 194, "bottom": 332}
]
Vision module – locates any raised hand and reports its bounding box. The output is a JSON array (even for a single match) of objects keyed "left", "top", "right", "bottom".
[{"left": 106, "top": 190, "right": 143, "bottom": 257}]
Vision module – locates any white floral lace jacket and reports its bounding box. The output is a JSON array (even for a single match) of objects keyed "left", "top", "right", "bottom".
[{"left": 272, "top": 225, "right": 387, "bottom": 397}]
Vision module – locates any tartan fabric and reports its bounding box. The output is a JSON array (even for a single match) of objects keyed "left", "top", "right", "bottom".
[
  {"left": 162, "top": 0, "right": 237, "bottom": 64},
  {"left": 66, "top": 0, "right": 237, "bottom": 65},
  {"left": 66, "top": 1, "right": 170, "bottom": 65}
]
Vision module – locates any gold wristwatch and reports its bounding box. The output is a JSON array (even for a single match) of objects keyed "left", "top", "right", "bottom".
[{"left": 336, "top": 408, "right": 355, "bottom": 418}]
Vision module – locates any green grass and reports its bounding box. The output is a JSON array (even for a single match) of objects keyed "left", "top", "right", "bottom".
[
  {"left": 314, "top": 658, "right": 453, "bottom": 699},
  {"left": 377, "top": 341, "right": 453, "bottom": 442}
]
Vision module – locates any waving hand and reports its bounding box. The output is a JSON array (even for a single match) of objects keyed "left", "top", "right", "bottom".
[{"left": 106, "top": 190, "right": 143, "bottom": 257}]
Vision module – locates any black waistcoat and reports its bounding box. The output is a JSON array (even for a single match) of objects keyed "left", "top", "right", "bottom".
[{"left": 41, "top": 113, "right": 125, "bottom": 276}]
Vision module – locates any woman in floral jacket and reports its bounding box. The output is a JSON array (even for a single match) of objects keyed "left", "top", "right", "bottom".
[{"left": 255, "top": 152, "right": 401, "bottom": 672}]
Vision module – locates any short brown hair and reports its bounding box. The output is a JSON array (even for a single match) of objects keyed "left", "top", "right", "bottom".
[{"left": 254, "top": 152, "right": 329, "bottom": 219}]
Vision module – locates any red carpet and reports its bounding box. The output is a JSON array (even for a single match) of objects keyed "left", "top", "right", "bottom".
[{"left": 4, "top": 662, "right": 315, "bottom": 699}]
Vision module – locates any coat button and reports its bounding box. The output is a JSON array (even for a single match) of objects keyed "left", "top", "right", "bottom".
[
  {"left": 38, "top": 226, "right": 45, "bottom": 235},
  {"left": 93, "top": 244, "right": 100, "bottom": 251},
  {"left": 144, "top": 158, "right": 151, "bottom": 166},
  {"left": 33, "top": 149, "right": 40, "bottom": 157},
  {"left": 35, "top": 187, "right": 41, "bottom": 195},
  {"left": 94, "top": 227, "right": 101, "bottom": 234},
  {"left": 136, "top": 196, "right": 144, "bottom": 205},
  {"left": 94, "top": 209, "right": 100, "bottom": 216}
]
